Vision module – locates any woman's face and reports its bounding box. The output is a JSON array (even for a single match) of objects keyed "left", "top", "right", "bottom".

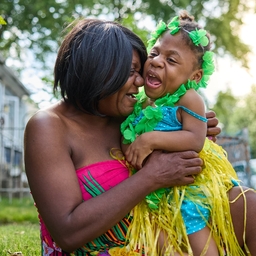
[{"left": 98, "top": 50, "right": 144, "bottom": 117}]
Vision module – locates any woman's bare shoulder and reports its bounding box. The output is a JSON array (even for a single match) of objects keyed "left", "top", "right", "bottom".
[
  {"left": 24, "top": 101, "right": 73, "bottom": 142},
  {"left": 27, "top": 101, "right": 69, "bottom": 126}
]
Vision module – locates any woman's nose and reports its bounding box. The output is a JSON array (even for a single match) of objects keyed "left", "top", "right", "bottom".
[{"left": 134, "top": 73, "right": 144, "bottom": 87}]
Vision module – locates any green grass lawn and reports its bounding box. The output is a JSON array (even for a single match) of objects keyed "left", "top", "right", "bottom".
[
  {"left": 0, "top": 223, "right": 40, "bottom": 255},
  {"left": 0, "top": 196, "right": 41, "bottom": 255}
]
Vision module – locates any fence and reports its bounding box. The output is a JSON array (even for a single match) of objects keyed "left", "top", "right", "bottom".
[
  {"left": 217, "top": 129, "right": 252, "bottom": 187},
  {"left": 0, "top": 163, "right": 30, "bottom": 203}
]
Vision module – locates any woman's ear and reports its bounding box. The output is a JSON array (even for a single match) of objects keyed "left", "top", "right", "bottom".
[{"left": 191, "top": 69, "right": 203, "bottom": 83}]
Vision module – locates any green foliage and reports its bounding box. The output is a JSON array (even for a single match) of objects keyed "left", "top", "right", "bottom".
[
  {"left": 213, "top": 85, "right": 256, "bottom": 158},
  {"left": 212, "top": 88, "right": 237, "bottom": 133},
  {"left": 0, "top": 0, "right": 253, "bottom": 106},
  {"left": 0, "top": 223, "right": 40, "bottom": 255},
  {"left": 0, "top": 0, "right": 252, "bottom": 68},
  {"left": 0, "top": 15, "right": 7, "bottom": 25},
  {"left": 232, "top": 85, "right": 256, "bottom": 158},
  {"left": 119, "top": 13, "right": 149, "bottom": 46},
  {"left": 205, "top": 0, "right": 250, "bottom": 67}
]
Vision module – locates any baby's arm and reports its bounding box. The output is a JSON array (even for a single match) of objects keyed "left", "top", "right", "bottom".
[{"left": 125, "top": 90, "right": 207, "bottom": 169}]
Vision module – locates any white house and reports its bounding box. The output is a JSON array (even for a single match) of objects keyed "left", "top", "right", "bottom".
[{"left": 0, "top": 56, "right": 37, "bottom": 200}]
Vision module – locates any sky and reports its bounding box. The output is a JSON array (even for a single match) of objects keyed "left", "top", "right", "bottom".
[
  {"left": 16, "top": 8, "right": 256, "bottom": 109},
  {"left": 205, "top": 12, "right": 256, "bottom": 106}
]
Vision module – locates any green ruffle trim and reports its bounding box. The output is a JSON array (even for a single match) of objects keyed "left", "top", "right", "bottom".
[
  {"left": 147, "top": 20, "right": 167, "bottom": 53},
  {"left": 189, "top": 28, "right": 209, "bottom": 47}
]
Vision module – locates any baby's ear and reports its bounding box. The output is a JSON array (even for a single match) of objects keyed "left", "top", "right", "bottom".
[{"left": 191, "top": 69, "right": 203, "bottom": 83}]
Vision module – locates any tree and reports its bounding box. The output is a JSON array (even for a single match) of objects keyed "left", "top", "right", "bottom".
[
  {"left": 213, "top": 85, "right": 256, "bottom": 158},
  {"left": 0, "top": 0, "right": 254, "bottom": 106},
  {"left": 232, "top": 85, "right": 256, "bottom": 158},
  {"left": 0, "top": 0, "right": 252, "bottom": 68},
  {"left": 212, "top": 88, "right": 237, "bottom": 133}
]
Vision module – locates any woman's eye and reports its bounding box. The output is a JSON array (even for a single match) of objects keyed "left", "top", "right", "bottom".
[
  {"left": 130, "top": 69, "right": 135, "bottom": 76},
  {"left": 130, "top": 69, "right": 141, "bottom": 77}
]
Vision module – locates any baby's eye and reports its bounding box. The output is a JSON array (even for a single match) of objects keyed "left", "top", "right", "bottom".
[
  {"left": 148, "top": 51, "right": 158, "bottom": 58},
  {"left": 167, "top": 58, "right": 176, "bottom": 63}
]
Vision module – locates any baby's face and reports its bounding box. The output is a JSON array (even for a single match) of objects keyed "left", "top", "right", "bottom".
[{"left": 143, "top": 31, "right": 200, "bottom": 100}]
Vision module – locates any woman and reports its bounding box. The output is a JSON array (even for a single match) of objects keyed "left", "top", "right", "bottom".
[{"left": 24, "top": 18, "right": 256, "bottom": 255}]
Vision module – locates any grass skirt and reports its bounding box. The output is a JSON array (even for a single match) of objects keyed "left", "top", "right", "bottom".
[{"left": 123, "top": 139, "right": 247, "bottom": 255}]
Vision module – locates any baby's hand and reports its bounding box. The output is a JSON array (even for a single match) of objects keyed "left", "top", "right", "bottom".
[{"left": 125, "top": 134, "right": 153, "bottom": 170}]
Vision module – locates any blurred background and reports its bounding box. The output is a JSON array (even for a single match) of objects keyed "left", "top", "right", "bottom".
[{"left": 0, "top": 0, "right": 256, "bottom": 201}]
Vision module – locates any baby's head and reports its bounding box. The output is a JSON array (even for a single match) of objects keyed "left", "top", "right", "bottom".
[
  {"left": 147, "top": 10, "right": 214, "bottom": 91},
  {"left": 174, "top": 11, "right": 211, "bottom": 71}
]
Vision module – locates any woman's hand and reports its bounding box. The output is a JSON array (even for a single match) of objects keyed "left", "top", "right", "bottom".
[
  {"left": 206, "top": 111, "right": 221, "bottom": 142},
  {"left": 140, "top": 150, "right": 203, "bottom": 189}
]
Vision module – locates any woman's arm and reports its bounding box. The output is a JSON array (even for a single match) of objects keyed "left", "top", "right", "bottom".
[{"left": 24, "top": 111, "right": 203, "bottom": 252}]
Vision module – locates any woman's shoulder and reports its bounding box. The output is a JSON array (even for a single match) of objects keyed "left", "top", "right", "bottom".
[
  {"left": 23, "top": 102, "right": 72, "bottom": 163},
  {"left": 28, "top": 104, "right": 61, "bottom": 125},
  {"left": 25, "top": 101, "right": 71, "bottom": 136}
]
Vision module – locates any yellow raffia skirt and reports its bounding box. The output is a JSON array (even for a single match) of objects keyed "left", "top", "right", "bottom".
[{"left": 121, "top": 139, "right": 249, "bottom": 256}]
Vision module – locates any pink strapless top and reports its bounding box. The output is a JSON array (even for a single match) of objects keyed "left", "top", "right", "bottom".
[
  {"left": 40, "top": 159, "right": 130, "bottom": 256},
  {"left": 76, "top": 160, "right": 129, "bottom": 201}
]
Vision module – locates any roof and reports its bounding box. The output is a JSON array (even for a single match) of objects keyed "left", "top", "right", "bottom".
[{"left": 0, "top": 55, "right": 30, "bottom": 97}]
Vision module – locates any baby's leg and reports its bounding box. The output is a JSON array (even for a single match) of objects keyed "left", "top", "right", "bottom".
[
  {"left": 181, "top": 199, "right": 217, "bottom": 255},
  {"left": 188, "top": 226, "right": 218, "bottom": 256},
  {"left": 229, "top": 186, "right": 256, "bottom": 255},
  {"left": 158, "top": 230, "right": 189, "bottom": 256}
]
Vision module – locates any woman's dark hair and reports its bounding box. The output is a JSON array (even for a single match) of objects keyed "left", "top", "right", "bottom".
[{"left": 53, "top": 19, "right": 147, "bottom": 115}]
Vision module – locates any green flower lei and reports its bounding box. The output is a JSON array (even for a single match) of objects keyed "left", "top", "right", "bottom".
[
  {"left": 121, "top": 16, "right": 215, "bottom": 210},
  {"left": 121, "top": 84, "right": 192, "bottom": 209},
  {"left": 121, "top": 83, "right": 190, "bottom": 144},
  {"left": 121, "top": 86, "right": 191, "bottom": 210}
]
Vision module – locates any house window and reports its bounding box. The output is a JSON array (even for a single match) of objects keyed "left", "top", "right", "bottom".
[
  {"left": 4, "top": 147, "right": 11, "bottom": 163},
  {"left": 14, "top": 150, "right": 22, "bottom": 166}
]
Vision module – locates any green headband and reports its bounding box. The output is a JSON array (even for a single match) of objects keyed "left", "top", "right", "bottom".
[{"left": 147, "top": 16, "right": 215, "bottom": 90}]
